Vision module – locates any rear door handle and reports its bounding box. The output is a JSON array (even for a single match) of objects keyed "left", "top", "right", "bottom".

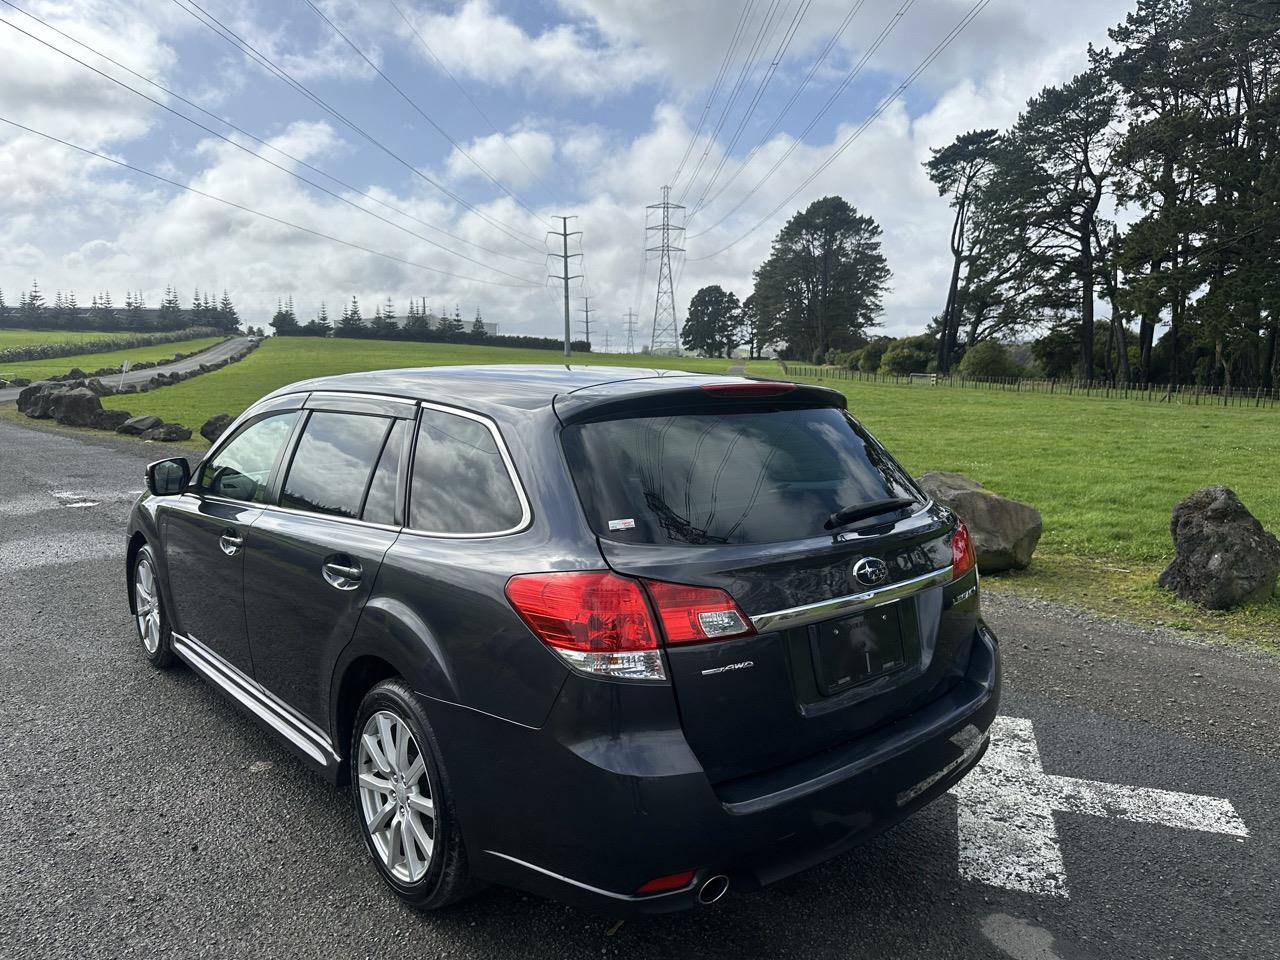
[
  {"left": 219, "top": 531, "right": 243, "bottom": 556},
  {"left": 322, "top": 559, "right": 362, "bottom": 590}
]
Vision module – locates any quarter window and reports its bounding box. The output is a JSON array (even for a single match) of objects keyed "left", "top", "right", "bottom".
[
  {"left": 361, "top": 419, "right": 408, "bottom": 526},
  {"left": 409, "top": 408, "right": 524, "bottom": 535},
  {"left": 281, "top": 412, "right": 391, "bottom": 519},
  {"left": 200, "top": 411, "right": 300, "bottom": 503}
]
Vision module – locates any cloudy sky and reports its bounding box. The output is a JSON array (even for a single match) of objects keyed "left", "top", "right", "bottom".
[{"left": 0, "top": 0, "right": 1126, "bottom": 344}]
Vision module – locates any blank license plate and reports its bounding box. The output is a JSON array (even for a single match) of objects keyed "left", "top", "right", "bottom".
[{"left": 810, "top": 606, "right": 908, "bottom": 696}]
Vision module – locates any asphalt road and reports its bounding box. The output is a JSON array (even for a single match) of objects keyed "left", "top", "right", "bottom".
[
  {"left": 0, "top": 337, "right": 251, "bottom": 403},
  {"left": 1, "top": 416, "right": 1276, "bottom": 960}
]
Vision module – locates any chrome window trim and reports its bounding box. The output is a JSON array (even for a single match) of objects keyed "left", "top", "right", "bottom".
[
  {"left": 171, "top": 632, "right": 339, "bottom": 767},
  {"left": 401, "top": 400, "right": 533, "bottom": 540},
  {"left": 749, "top": 564, "right": 955, "bottom": 634}
]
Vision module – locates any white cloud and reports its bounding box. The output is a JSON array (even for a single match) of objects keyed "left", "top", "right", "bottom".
[{"left": 445, "top": 128, "right": 556, "bottom": 190}]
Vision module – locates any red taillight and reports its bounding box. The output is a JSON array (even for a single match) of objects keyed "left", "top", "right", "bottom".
[
  {"left": 505, "top": 572, "right": 665, "bottom": 680},
  {"left": 951, "top": 519, "right": 976, "bottom": 577},
  {"left": 636, "top": 869, "right": 696, "bottom": 895},
  {"left": 700, "top": 381, "right": 796, "bottom": 398},
  {"left": 643, "top": 580, "right": 756, "bottom": 645}
]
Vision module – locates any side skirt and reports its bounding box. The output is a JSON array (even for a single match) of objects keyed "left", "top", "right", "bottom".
[{"left": 172, "top": 632, "right": 340, "bottom": 771}]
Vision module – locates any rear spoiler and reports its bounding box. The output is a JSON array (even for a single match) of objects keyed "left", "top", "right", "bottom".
[{"left": 553, "top": 377, "right": 846, "bottom": 426}]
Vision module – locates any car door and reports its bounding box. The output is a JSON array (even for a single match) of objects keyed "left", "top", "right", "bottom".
[
  {"left": 241, "top": 394, "right": 413, "bottom": 727},
  {"left": 159, "top": 408, "right": 303, "bottom": 675}
]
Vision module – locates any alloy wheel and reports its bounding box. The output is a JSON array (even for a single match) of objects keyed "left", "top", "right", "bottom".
[
  {"left": 134, "top": 557, "right": 161, "bottom": 655},
  {"left": 357, "top": 709, "right": 436, "bottom": 884}
]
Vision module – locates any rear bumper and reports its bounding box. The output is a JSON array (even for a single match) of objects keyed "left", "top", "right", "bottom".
[{"left": 430, "top": 622, "right": 1000, "bottom": 916}]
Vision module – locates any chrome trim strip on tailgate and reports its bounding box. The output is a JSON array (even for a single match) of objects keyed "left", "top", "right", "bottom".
[
  {"left": 172, "top": 632, "right": 339, "bottom": 768},
  {"left": 749, "top": 564, "right": 954, "bottom": 634}
]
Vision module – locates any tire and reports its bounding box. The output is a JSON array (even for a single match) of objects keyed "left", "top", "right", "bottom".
[
  {"left": 132, "top": 544, "right": 175, "bottom": 668},
  {"left": 350, "top": 678, "right": 472, "bottom": 910}
]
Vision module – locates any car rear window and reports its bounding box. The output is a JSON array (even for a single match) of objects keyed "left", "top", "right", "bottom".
[{"left": 561, "top": 406, "right": 923, "bottom": 546}]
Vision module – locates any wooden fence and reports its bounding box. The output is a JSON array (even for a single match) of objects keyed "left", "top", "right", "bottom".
[{"left": 777, "top": 363, "right": 1280, "bottom": 410}]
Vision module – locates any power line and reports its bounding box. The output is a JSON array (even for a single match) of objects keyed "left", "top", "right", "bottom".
[
  {"left": 690, "top": 0, "right": 866, "bottom": 219},
  {"left": 299, "top": 0, "right": 549, "bottom": 230},
  {"left": 0, "top": 10, "right": 543, "bottom": 286},
  {"left": 691, "top": 0, "right": 993, "bottom": 260},
  {"left": 170, "top": 0, "right": 547, "bottom": 254},
  {"left": 676, "top": 0, "right": 788, "bottom": 206},
  {"left": 686, "top": 0, "right": 812, "bottom": 218},
  {"left": 0, "top": 116, "right": 540, "bottom": 287},
  {"left": 669, "top": 0, "right": 759, "bottom": 191},
  {"left": 385, "top": 0, "right": 565, "bottom": 207},
  {"left": 688, "top": 0, "right": 918, "bottom": 239}
]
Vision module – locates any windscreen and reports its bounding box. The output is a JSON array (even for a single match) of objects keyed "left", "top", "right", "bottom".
[{"left": 562, "top": 406, "right": 924, "bottom": 546}]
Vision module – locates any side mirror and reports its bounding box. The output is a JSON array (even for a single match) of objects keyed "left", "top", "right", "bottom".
[{"left": 146, "top": 457, "right": 190, "bottom": 497}]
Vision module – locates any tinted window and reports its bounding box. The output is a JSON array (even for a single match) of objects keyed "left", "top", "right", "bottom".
[
  {"left": 200, "top": 412, "right": 299, "bottom": 503},
  {"left": 361, "top": 420, "right": 408, "bottom": 526},
  {"left": 409, "top": 408, "right": 524, "bottom": 534},
  {"left": 281, "top": 412, "right": 391, "bottom": 519},
  {"left": 562, "top": 407, "right": 923, "bottom": 546}
]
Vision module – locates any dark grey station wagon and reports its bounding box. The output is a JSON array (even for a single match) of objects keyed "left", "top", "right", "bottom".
[{"left": 126, "top": 365, "right": 999, "bottom": 914}]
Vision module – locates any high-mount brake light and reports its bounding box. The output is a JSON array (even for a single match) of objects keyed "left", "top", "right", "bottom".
[
  {"left": 504, "top": 571, "right": 665, "bottom": 680},
  {"left": 642, "top": 580, "right": 756, "bottom": 645},
  {"left": 951, "top": 519, "right": 977, "bottom": 578},
  {"left": 699, "top": 381, "right": 797, "bottom": 398}
]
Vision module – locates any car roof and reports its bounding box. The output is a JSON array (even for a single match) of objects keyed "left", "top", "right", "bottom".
[{"left": 263, "top": 364, "right": 734, "bottom": 415}]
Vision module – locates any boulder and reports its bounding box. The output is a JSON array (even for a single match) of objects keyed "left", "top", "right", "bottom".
[
  {"left": 65, "top": 367, "right": 87, "bottom": 380},
  {"left": 916, "top": 471, "right": 1043, "bottom": 573},
  {"left": 51, "top": 387, "right": 103, "bottom": 427},
  {"left": 84, "top": 378, "right": 113, "bottom": 396},
  {"left": 17, "top": 381, "right": 55, "bottom": 416},
  {"left": 1157, "top": 486, "right": 1280, "bottom": 610},
  {"left": 92, "top": 409, "right": 132, "bottom": 431},
  {"left": 92, "top": 367, "right": 116, "bottom": 377},
  {"left": 117, "top": 414, "right": 162, "bottom": 435},
  {"left": 200, "top": 413, "right": 233, "bottom": 443},
  {"left": 140, "top": 422, "right": 193, "bottom": 442},
  {"left": 9, "top": 377, "right": 30, "bottom": 387},
  {"left": 18, "top": 382, "right": 67, "bottom": 419}
]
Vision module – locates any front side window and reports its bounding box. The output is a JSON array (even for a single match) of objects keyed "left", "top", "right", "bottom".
[
  {"left": 562, "top": 406, "right": 924, "bottom": 546},
  {"left": 200, "top": 411, "right": 300, "bottom": 503},
  {"left": 281, "top": 412, "right": 392, "bottom": 519},
  {"left": 409, "top": 408, "right": 524, "bottom": 535}
]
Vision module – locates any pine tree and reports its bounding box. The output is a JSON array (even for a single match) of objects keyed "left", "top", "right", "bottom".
[
  {"left": 0, "top": 288, "right": 9, "bottom": 328},
  {"left": 472, "top": 308, "right": 487, "bottom": 336},
  {"left": 270, "top": 297, "right": 301, "bottom": 336},
  {"left": 336, "top": 296, "right": 365, "bottom": 337},
  {"left": 217, "top": 290, "right": 239, "bottom": 331},
  {"left": 305, "top": 302, "right": 332, "bottom": 337},
  {"left": 22, "top": 279, "right": 45, "bottom": 326}
]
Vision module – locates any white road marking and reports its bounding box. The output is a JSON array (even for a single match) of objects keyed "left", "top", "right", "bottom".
[{"left": 950, "top": 716, "right": 1248, "bottom": 897}]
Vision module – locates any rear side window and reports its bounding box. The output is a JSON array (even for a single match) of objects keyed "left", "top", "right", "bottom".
[
  {"left": 281, "top": 412, "right": 391, "bottom": 519},
  {"left": 561, "top": 407, "right": 923, "bottom": 546},
  {"left": 409, "top": 407, "right": 525, "bottom": 535},
  {"left": 200, "top": 411, "right": 300, "bottom": 503}
]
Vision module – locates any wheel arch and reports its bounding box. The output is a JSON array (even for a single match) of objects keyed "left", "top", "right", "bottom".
[{"left": 126, "top": 531, "right": 148, "bottom": 614}]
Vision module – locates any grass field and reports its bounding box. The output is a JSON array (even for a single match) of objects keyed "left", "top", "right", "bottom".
[
  {"left": 0, "top": 336, "right": 227, "bottom": 382},
  {"left": 0, "top": 328, "right": 130, "bottom": 350},
  {"left": 100, "top": 338, "right": 737, "bottom": 428}
]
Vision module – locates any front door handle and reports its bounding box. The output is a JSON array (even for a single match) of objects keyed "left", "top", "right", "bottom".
[
  {"left": 322, "top": 558, "right": 362, "bottom": 590},
  {"left": 219, "top": 530, "right": 243, "bottom": 556}
]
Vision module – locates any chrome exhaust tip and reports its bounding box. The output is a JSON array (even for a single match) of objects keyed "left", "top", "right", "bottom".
[{"left": 697, "top": 874, "right": 730, "bottom": 905}]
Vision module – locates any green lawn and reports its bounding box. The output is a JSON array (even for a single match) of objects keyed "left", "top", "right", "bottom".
[
  {"left": 0, "top": 336, "right": 227, "bottom": 383},
  {"left": 0, "top": 328, "right": 130, "bottom": 350},
  {"left": 776, "top": 372, "right": 1280, "bottom": 649},
  {"left": 100, "top": 338, "right": 736, "bottom": 428}
]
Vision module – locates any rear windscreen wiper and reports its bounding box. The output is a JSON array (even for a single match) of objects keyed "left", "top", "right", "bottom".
[{"left": 824, "top": 497, "right": 916, "bottom": 531}]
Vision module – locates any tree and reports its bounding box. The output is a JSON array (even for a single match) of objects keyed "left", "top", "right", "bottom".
[
  {"left": 855, "top": 336, "right": 893, "bottom": 372},
  {"left": 21, "top": 279, "right": 45, "bottom": 326},
  {"left": 957, "top": 340, "right": 1023, "bottom": 379},
  {"left": 158, "top": 285, "right": 183, "bottom": 329},
  {"left": 925, "top": 128, "right": 1000, "bottom": 372},
  {"left": 368, "top": 305, "right": 398, "bottom": 339},
  {"left": 752, "top": 196, "right": 890, "bottom": 361},
  {"left": 303, "top": 303, "right": 332, "bottom": 337},
  {"left": 270, "top": 298, "right": 301, "bottom": 336},
  {"left": 471, "top": 308, "right": 487, "bottom": 336},
  {"left": 879, "top": 335, "right": 936, "bottom": 376},
  {"left": 682, "top": 285, "right": 741, "bottom": 357},
  {"left": 216, "top": 291, "right": 239, "bottom": 331},
  {"left": 337, "top": 296, "right": 365, "bottom": 337},
  {"left": 437, "top": 305, "right": 464, "bottom": 335},
  {"left": 91, "top": 291, "right": 117, "bottom": 328}
]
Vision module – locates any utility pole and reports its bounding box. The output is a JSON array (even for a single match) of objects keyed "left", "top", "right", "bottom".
[
  {"left": 647, "top": 186, "right": 685, "bottom": 353},
  {"left": 577, "top": 295, "right": 593, "bottom": 347},
  {"left": 622, "top": 308, "right": 638, "bottom": 354},
  {"left": 547, "top": 216, "right": 582, "bottom": 359}
]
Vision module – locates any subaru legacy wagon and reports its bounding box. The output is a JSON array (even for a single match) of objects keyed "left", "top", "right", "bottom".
[{"left": 126, "top": 365, "right": 999, "bottom": 914}]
